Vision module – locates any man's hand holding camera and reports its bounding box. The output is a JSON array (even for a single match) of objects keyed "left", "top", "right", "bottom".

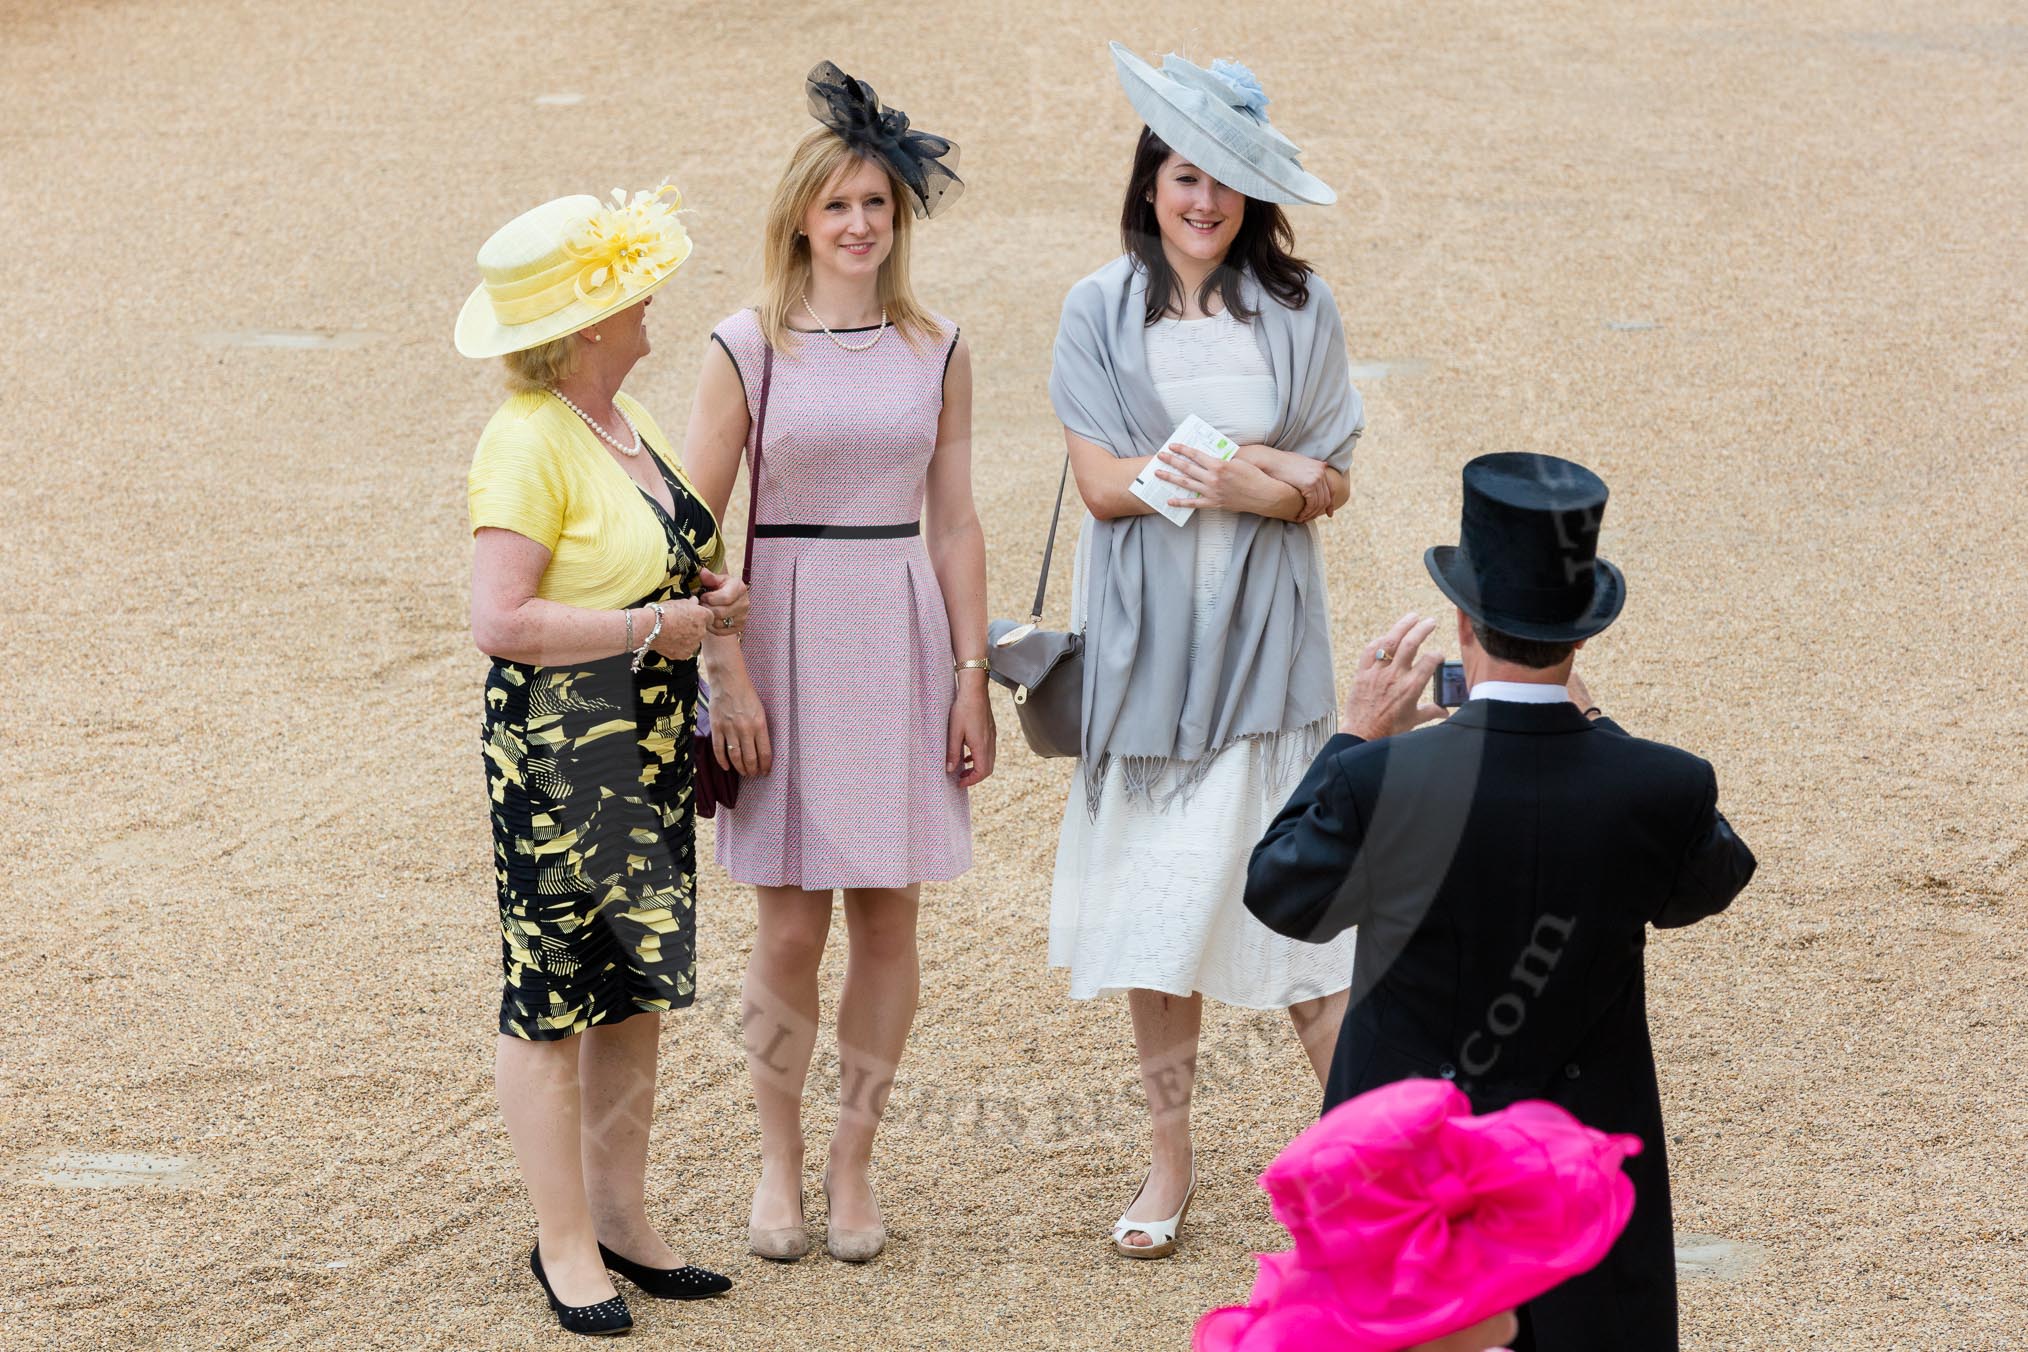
[{"left": 1340, "top": 611, "right": 1450, "bottom": 741}]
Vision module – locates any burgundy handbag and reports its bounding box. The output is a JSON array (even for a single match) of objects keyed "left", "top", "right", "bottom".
[{"left": 693, "top": 343, "right": 773, "bottom": 819}]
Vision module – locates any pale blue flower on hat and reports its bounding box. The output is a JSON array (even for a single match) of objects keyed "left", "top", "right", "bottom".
[
  {"left": 1206, "top": 58, "right": 1270, "bottom": 121},
  {"left": 1112, "top": 42, "right": 1335, "bottom": 205}
]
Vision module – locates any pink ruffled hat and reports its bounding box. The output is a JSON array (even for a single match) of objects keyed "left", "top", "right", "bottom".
[{"left": 1195, "top": 1079, "right": 1642, "bottom": 1352}]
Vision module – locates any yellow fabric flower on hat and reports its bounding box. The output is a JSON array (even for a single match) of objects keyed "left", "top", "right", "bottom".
[{"left": 565, "top": 184, "right": 690, "bottom": 307}]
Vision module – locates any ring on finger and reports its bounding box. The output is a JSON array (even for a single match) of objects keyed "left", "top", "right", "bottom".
[{"left": 1374, "top": 646, "right": 1392, "bottom": 663}]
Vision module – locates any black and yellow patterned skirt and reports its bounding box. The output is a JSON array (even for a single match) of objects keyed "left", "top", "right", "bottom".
[
  {"left": 482, "top": 636, "right": 698, "bottom": 1039},
  {"left": 482, "top": 638, "right": 698, "bottom": 1040}
]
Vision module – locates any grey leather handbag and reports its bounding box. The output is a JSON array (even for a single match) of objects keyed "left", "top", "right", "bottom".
[{"left": 987, "top": 452, "right": 1083, "bottom": 759}]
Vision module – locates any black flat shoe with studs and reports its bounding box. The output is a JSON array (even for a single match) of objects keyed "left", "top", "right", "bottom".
[
  {"left": 598, "top": 1242, "right": 734, "bottom": 1300},
  {"left": 531, "top": 1244, "right": 634, "bottom": 1337}
]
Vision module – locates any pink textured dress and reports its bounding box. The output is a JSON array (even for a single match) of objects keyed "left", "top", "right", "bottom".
[{"left": 709, "top": 308, "right": 972, "bottom": 890}]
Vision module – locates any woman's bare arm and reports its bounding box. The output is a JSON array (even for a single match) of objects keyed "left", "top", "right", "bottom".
[
  {"left": 925, "top": 338, "right": 988, "bottom": 662},
  {"left": 680, "top": 339, "right": 752, "bottom": 523},
  {"left": 471, "top": 527, "right": 707, "bottom": 666},
  {"left": 926, "top": 337, "right": 995, "bottom": 787},
  {"left": 1066, "top": 428, "right": 1157, "bottom": 521},
  {"left": 1237, "top": 444, "right": 1350, "bottom": 521},
  {"left": 679, "top": 336, "right": 770, "bottom": 772}
]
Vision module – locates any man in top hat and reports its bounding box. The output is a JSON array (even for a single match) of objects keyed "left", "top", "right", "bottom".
[{"left": 1243, "top": 452, "right": 1756, "bottom": 1351}]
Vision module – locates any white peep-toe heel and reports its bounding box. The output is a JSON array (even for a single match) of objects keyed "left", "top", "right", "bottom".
[{"left": 1111, "top": 1167, "right": 1196, "bottom": 1260}]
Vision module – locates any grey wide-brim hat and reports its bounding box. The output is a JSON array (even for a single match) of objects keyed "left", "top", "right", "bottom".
[{"left": 1110, "top": 42, "right": 1335, "bottom": 206}]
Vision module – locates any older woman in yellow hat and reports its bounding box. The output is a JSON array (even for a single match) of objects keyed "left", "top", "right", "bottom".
[{"left": 457, "top": 185, "right": 744, "bottom": 1336}]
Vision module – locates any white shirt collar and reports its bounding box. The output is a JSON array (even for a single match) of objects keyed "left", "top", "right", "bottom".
[{"left": 1470, "top": 680, "right": 1571, "bottom": 705}]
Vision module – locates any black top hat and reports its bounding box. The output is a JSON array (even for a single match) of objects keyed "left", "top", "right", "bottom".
[{"left": 1424, "top": 453, "right": 1626, "bottom": 643}]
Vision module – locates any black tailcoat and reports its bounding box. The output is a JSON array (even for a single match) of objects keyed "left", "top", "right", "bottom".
[{"left": 1245, "top": 699, "right": 1755, "bottom": 1352}]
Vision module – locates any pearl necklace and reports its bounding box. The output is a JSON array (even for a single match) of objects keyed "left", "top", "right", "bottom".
[
  {"left": 549, "top": 387, "right": 641, "bottom": 457},
  {"left": 802, "top": 295, "right": 888, "bottom": 352}
]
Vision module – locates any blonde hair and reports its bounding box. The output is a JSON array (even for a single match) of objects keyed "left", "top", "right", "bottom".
[
  {"left": 500, "top": 334, "right": 581, "bottom": 393},
  {"left": 759, "top": 129, "right": 942, "bottom": 352}
]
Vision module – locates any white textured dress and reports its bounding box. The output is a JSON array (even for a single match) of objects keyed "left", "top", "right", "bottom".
[{"left": 1048, "top": 311, "right": 1358, "bottom": 1008}]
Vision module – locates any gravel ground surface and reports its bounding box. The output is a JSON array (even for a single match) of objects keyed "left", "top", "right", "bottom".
[{"left": 4, "top": 1, "right": 2024, "bottom": 1348}]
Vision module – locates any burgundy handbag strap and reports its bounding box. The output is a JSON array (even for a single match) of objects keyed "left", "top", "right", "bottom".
[{"left": 741, "top": 343, "right": 774, "bottom": 584}]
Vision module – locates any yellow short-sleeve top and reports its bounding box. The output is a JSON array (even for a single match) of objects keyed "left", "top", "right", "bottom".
[{"left": 468, "top": 390, "right": 724, "bottom": 610}]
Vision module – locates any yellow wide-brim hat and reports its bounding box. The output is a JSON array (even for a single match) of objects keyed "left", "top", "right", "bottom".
[{"left": 455, "top": 185, "right": 694, "bottom": 359}]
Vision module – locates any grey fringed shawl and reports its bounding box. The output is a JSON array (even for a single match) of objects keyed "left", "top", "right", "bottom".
[{"left": 1049, "top": 255, "right": 1363, "bottom": 812}]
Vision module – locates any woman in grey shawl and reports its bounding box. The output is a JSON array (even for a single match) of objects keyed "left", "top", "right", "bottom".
[{"left": 1048, "top": 46, "right": 1364, "bottom": 1259}]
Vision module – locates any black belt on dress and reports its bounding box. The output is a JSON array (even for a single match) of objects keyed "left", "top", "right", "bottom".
[{"left": 752, "top": 521, "right": 920, "bottom": 540}]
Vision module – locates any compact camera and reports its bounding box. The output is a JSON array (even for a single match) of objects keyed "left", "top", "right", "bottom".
[{"left": 1432, "top": 660, "right": 1469, "bottom": 709}]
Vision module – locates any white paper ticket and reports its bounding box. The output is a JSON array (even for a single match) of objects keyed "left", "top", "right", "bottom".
[{"left": 1129, "top": 414, "right": 1239, "bottom": 526}]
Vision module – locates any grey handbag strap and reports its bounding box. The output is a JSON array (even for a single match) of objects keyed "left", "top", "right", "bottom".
[{"left": 1026, "top": 449, "right": 1071, "bottom": 623}]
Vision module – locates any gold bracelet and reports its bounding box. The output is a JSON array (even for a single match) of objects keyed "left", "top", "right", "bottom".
[{"left": 954, "top": 658, "right": 990, "bottom": 673}]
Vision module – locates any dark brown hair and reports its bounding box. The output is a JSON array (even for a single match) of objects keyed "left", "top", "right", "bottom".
[
  {"left": 1471, "top": 620, "right": 1577, "bottom": 670},
  {"left": 1120, "top": 126, "right": 1312, "bottom": 326}
]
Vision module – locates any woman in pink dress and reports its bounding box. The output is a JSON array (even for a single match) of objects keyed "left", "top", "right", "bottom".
[{"left": 680, "top": 62, "right": 993, "bottom": 1264}]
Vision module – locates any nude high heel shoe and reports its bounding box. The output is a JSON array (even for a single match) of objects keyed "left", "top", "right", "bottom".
[
  {"left": 822, "top": 1173, "right": 886, "bottom": 1263},
  {"left": 747, "top": 1186, "right": 810, "bottom": 1262}
]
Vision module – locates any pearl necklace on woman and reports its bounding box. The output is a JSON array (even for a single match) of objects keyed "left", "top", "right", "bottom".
[
  {"left": 549, "top": 386, "right": 642, "bottom": 457},
  {"left": 802, "top": 294, "right": 888, "bottom": 352}
]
